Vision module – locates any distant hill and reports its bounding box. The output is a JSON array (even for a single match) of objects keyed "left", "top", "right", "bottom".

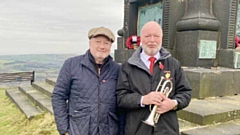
[
  {"left": 0, "top": 54, "right": 77, "bottom": 82},
  {"left": 0, "top": 53, "right": 116, "bottom": 85}
]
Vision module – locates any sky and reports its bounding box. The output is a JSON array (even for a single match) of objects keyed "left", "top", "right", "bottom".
[{"left": 0, "top": 0, "right": 124, "bottom": 55}]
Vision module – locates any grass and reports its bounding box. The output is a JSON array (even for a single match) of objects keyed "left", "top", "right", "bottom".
[{"left": 0, "top": 88, "right": 58, "bottom": 135}]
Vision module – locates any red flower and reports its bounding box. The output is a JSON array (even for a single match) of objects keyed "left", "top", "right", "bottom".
[
  {"left": 159, "top": 62, "right": 164, "bottom": 70},
  {"left": 126, "top": 35, "right": 141, "bottom": 49}
]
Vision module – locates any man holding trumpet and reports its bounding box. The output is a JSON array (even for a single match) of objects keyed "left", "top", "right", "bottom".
[{"left": 116, "top": 21, "right": 192, "bottom": 135}]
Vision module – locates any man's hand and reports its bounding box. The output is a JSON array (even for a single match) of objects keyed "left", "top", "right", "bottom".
[
  {"left": 156, "top": 95, "right": 176, "bottom": 114},
  {"left": 142, "top": 92, "right": 164, "bottom": 106}
]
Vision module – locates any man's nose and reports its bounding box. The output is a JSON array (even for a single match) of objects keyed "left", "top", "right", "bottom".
[
  {"left": 99, "top": 43, "right": 105, "bottom": 48},
  {"left": 150, "top": 36, "right": 155, "bottom": 41}
]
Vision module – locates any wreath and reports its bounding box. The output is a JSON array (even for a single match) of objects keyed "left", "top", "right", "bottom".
[{"left": 126, "top": 35, "right": 141, "bottom": 49}]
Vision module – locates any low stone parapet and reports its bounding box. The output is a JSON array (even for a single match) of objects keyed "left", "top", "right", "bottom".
[{"left": 184, "top": 67, "right": 240, "bottom": 99}]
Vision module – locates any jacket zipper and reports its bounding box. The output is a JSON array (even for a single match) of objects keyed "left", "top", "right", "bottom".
[
  {"left": 97, "top": 67, "right": 101, "bottom": 133},
  {"left": 98, "top": 68, "right": 101, "bottom": 77}
]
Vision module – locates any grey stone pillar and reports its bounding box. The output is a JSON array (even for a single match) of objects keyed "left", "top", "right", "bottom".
[
  {"left": 114, "top": 0, "right": 136, "bottom": 63},
  {"left": 176, "top": 0, "right": 220, "bottom": 67}
]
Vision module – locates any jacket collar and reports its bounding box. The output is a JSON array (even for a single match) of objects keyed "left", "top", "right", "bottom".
[
  {"left": 128, "top": 46, "right": 171, "bottom": 69},
  {"left": 81, "top": 50, "right": 112, "bottom": 75}
]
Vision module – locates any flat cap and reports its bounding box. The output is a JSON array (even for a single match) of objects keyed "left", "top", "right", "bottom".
[{"left": 88, "top": 27, "right": 115, "bottom": 43}]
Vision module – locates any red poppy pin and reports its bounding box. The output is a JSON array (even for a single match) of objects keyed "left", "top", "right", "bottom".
[{"left": 159, "top": 62, "right": 164, "bottom": 70}]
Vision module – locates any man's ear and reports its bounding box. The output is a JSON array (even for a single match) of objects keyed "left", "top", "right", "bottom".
[{"left": 89, "top": 40, "right": 91, "bottom": 46}]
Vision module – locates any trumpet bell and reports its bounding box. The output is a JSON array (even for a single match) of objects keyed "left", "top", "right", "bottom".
[
  {"left": 142, "top": 119, "right": 156, "bottom": 127},
  {"left": 142, "top": 105, "right": 158, "bottom": 127}
]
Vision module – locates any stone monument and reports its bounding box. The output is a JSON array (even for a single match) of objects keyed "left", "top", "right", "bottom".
[
  {"left": 115, "top": 0, "right": 240, "bottom": 134},
  {"left": 115, "top": 0, "right": 240, "bottom": 98}
]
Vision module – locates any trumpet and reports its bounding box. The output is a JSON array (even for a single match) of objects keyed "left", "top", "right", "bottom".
[{"left": 142, "top": 76, "right": 173, "bottom": 127}]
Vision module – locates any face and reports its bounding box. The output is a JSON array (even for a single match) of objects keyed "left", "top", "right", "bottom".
[
  {"left": 89, "top": 35, "right": 112, "bottom": 64},
  {"left": 140, "top": 22, "right": 163, "bottom": 56}
]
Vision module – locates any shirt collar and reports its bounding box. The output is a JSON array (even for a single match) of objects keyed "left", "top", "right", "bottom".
[{"left": 140, "top": 50, "right": 160, "bottom": 63}]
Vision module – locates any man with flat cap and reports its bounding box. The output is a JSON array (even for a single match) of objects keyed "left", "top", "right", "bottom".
[{"left": 52, "top": 26, "right": 120, "bottom": 135}]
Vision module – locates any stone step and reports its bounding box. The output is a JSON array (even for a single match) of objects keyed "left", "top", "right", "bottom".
[
  {"left": 18, "top": 85, "right": 53, "bottom": 114},
  {"left": 179, "top": 119, "right": 200, "bottom": 132},
  {"left": 178, "top": 94, "right": 240, "bottom": 125},
  {"left": 45, "top": 78, "right": 56, "bottom": 87},
  {"left": 5, "top": 89, "right": 42, "bottom": 119},
  {"left": 32, "top": 82, "right": 53, "bottom": 97},
  {"left": 181, "top": 119, "right": 240, "bottom": 135}
]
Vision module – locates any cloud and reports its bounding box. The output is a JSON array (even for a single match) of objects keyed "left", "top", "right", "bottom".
[{"left": 0, "top": 0, "right": 124, "bottom": 55}]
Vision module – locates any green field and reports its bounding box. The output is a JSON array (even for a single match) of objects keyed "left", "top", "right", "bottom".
[
  {"left": 0, "top": 54, "right": 77, "bottom": 82},
  {"left": 0, "top": 88, "right": 58, "bottom": 135},
  {"left": 0, "top": 54, "right": 78, "bottom": 134}
]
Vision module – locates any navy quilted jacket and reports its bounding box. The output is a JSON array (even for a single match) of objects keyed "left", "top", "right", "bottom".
[{"left": 52, "top": 50, "right": 120, "bottom": 135}]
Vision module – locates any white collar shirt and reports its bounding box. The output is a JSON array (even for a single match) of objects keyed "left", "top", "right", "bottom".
[{"left": 140, "top": 51, "right": 161, "bottom": 69}]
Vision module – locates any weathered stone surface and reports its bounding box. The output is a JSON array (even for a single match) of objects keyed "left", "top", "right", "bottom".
[
  {"left": 45, "top": 78, "right": 56, "bottom": 86},
  {"left": 178, "top": 95, "right": 240, "bottom": 125},
  {"left": 114, "top": 49, "right": 135, "bottom": 63},
  {"left": 177, "top": 0, "right": 220, "bottom": 31},
  {"left": 36, "top": 98, "right": 53, "bottom": 114},
  {"left": 176, "top": 31, "right": 218, "bottom": 67},
  {"left": 32, "top": 82, "right": 53, "bottom": 97},
  {"left": 5, "top": 78, "right": 56, "bottom": 119},
  {"left": 117, "top": 37, "right": 124, "bottom": 50},
  {"left": 5, "top": 89, "right": 42, "bottom": 119},
  {"left": 213, "top": 0, "right": 237, "bottom": 49},
  {"left": 179, "top": 119, "right": 200, "bottom": 132},
  {"left": 184, "top": 67, "right": 240, "bottom": 98},
  {"left": 218, "top": 49, "right": 235, "bottom": 68},
  {"left": 19, "top": 85, "right": 52, "bottom": 114},
  {"left": 218, "top": 50, "right": 240, "bottom": 69},
  {"left": 181, "top": 119, "right": 240, "bottom": 135}
]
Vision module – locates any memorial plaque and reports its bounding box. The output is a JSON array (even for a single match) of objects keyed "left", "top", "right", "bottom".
[
  {"left": 199, "top": 40, "right": 217, "bottom": 59},
  {"left": 234, "top": 52, "right": 240, "bottom": 68},
  {"left": 137, "top": 2, "right": 163, "bottom": 35}
]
